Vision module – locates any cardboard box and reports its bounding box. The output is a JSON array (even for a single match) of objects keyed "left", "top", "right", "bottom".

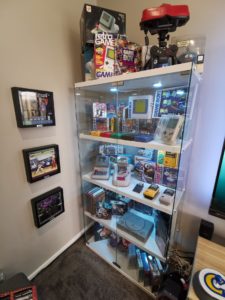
[{"left": 80, "top": 4, "right": 126, "bottom": 49}]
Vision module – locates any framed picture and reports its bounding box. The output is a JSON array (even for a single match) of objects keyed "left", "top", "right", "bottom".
[
  {"left": 23, "top": 144, "right": 60, "bottom": 183},
  {"left": 31, "top": 187, "right": 64, "bottom": 228},
  {"left": 11, "top": 87, "right": 56, "bottom": 128}
]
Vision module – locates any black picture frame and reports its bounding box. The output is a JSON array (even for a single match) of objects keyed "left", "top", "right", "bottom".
[
  {"left": 31, "top": 187, "right": 64, "bottom": 228},
  {"left": 11, "top": 87, "right": 56, "bottom": 128},
  {"left": 23, "top": 144, "right": 61, "bottom": 183}
]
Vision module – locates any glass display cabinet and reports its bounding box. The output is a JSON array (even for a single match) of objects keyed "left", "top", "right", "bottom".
[{"left": 75, "top": 62, "right": 200, "bottom": 297}]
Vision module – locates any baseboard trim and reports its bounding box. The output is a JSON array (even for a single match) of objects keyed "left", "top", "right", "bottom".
[{"left": 28, "top": 223, "right": 93, "bottom": 280}]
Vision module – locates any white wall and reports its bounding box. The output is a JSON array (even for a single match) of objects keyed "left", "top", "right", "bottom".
[
  {"left": 98, "top": 0, "right": 225, "bottom": 246},
  {"left": 0, "top": 0, "right": 95, "bottom": 278}
]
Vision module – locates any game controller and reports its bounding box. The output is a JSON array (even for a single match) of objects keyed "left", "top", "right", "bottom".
[{"left": 112, "top": 157, "right": 132, "bottom": 187}]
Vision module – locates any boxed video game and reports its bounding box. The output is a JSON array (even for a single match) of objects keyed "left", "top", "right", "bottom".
[
  {"left": 128, "top": 243, "right": 137, "bottom": 268},
  {"left": 162, "top": 167, "right": 178, "bottom": 189},
  {"left": 94, "top": 224, "right": 111, "bottom": 241},
  {"left": 116, "top": 35, "right": 142, "bottom": 74},
  {"left": 141, "top": 119, "right": 159, "bottom": 134},
  {"left": 136, "top": 248, "right": 144, "bottom": 282},
  {"left": 141, "top": 252, "right": 151, "bottom": 286},
  {"left": 152, "top": 87, "right": 188, "bottom": 118},
  {"left": 109, "top": 232, "right": 121, "bottom": 247},
  {"left": 157, "top": 150, "right": 179, "bottom": 169},
  {"left": 106, "top": 103, "right": 117, "bottom": 118},
  {"left": 93, "top": 102, "right": 107, "bottom": 118},
  {"left": 86, "top": 187, "right": 105, "bottom": 214},
  {"left": 99, "top": 144, "right": 124, "bottom": 156},
  {"left": 111, "top": 200, "right": 127, "bottom": 215},
  {"left": 134, "top": 156, "right": 156, "bottom": 183},
  {"left": 80, "top": 4, "right": 126, "bottom": 48},
  {"left": 171, "top": 35, "right": 206, "bottom": 73},
  {"left": 92, "top": 118, "right": 109, "bottom": 132},
  {"left": 155, "top": 212, "right": 170, "bottom": 257},
  {"left": 154, "top": 164, "right": 164, "bottom": 185},
  {"left": 122, "top": 119, "right": 139, "bottom": 133},
  {"left": 94, "top": 32, "right": 142, "bottom": 78},
  {"left": 96, "top": 201, "right": 112, "bottom": 219},
  {"left": 94, "top": 32, "right": 118, "bottom": 78}
]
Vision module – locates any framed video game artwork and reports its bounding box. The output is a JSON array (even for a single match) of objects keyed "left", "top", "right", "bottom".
[
  {"left": 11, "top": 87, "right": 56, "bottom": 128},
  {"left": 23, "top": 144, "right": 61, "bottom": 183},
  {"left": 31, "top": 187, "right": 64, "bottom": 228}
]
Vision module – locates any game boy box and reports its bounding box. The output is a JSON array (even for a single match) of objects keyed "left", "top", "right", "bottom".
[
  {"left": 94, "top": 32, "right": 118, "bottom": 78},
  {"left": 80, "top": 4, "right": 126, "bottom": 48}
]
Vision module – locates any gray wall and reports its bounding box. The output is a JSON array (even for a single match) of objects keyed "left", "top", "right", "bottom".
[
  {"left": 0, "top": 0, "right": 95, "bottom": 278},
  {"left": 98, "top": 0, "right": 225, "bottom": 247}
]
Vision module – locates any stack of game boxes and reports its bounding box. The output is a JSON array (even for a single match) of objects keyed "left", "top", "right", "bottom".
[{"left": 85, "top": 187, "right": 105, "bottom": 215}]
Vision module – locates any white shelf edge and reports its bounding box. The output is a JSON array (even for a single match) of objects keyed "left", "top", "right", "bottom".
[
  {"left": 84, "top": 209, "right": 166, "bottom": 262},
  {"left": 82, "top": 172, "right": 185, "bottom": 215},
  {"left": 75, "top": 62, "right": 193, "bottom": 88},
  {"left": 86, "top": 238, "right": 156, "bottom": 298},
  {"left": 79, "top": 133, "right": 186, "bottom": 153}
]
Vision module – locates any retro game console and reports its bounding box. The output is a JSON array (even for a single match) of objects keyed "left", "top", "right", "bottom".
[
  {"left": 127, "top": 95, "right": 153, "bottom": 119},
  {"left": 154, "top": 114, "right": 184, "bottom": 145},
  {"left": 91, "top": 155, "right": 110, "bottom": 180},
  {"left": 134, "top": 133, "right": 154, "bottom": 142},
  {"left": 112, "top": 156, "right": 132, "bottom": 187},
  {"left": 92, "top": 10, "right": 119, "bottom": 34},
  {"left": 143, "top": 183, "right": 160, "bottom": 200},
  {"left": 140, "top": 3, "right": 189, "bottom": 69},
  {"left": 159, "top": 188, "right": 175, "bottom": 206},
  {"left": 133, "top": 183, "right": 144, "bottom": 193},
  {"left": 117, "top": 211, "right": 154, "bottom": 242},
  {"left": 104, "top": 46, "right": 115, "bottom": 71}
]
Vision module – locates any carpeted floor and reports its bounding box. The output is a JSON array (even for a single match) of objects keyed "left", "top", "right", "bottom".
[{"left": 32, "top": 237, "right": 151, "bottom": 300}]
